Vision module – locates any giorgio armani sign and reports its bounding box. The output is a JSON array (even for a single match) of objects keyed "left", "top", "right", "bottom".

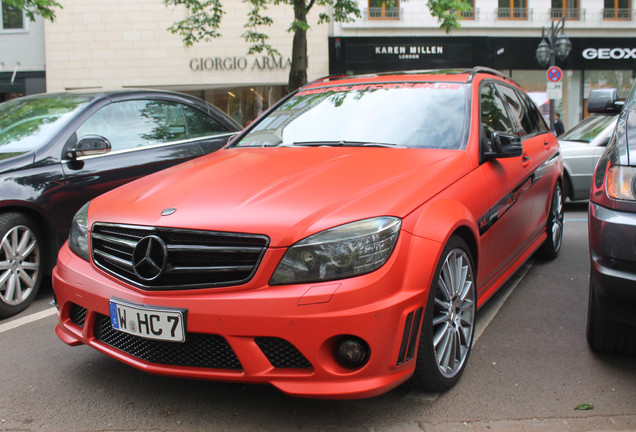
[{"left": 189, "top": 56, "right": 292, "bottom": 72}]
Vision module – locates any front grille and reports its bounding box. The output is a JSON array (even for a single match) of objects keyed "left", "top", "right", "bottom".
[
  {"left": 69, "top": 303, "right": 87, "bottom": 328},
  {"left": 255, "top": 337, "right": 312, "bottom": 369},
  {"left": 91, "top": 223, "right": 269, "bottom": 289},
  {"left": 94, "top": 314, "right": 242, "bottom": 370}
]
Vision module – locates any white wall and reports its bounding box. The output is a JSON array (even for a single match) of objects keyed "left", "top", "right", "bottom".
[{"left": 44, "top": 0, "right": 330, "bottom": 91}]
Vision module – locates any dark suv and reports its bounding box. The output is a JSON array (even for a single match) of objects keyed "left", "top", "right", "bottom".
[{"left": 587, "top": 80, "right": 636, "bottom": 354}]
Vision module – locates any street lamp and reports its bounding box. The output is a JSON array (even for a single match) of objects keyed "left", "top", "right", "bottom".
[{"left": 535, "top": 17, "right": 572, "bottom": 133}]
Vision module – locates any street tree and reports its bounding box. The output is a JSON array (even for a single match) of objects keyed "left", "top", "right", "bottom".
[
  {"left": 164, "top": 0, "right": 471, "bottom": 91},
  {"left": 3, "top": 0, "right": 62, "bottom": 22}
]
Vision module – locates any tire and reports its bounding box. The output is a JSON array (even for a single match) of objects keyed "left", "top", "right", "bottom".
[
  {"left": 586, "top": 278, "right": 636, "bottom": 355},
  {"left": 410, "top": 236, "right": 476, "bottom": 392},
  {"left": 538, "top": 182, "right": 564, "bottom": 260},
  {"left": 0, "top": 212, "right": 45, "bottom": 318}
]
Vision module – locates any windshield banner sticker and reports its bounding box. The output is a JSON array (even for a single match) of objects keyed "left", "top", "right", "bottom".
[{"left": 298, "top": 83, "right": 462, "bottom": 96}]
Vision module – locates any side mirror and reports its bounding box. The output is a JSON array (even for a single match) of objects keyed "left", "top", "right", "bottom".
[
  {"left": 588, "top": 88, "right": 623, "bottom": 114},
  {"left": 484, "top": 132, "right": 523, "bottom": 160},
  {"left": 66, "top": 135, "right": 111, "bottom": 159}
]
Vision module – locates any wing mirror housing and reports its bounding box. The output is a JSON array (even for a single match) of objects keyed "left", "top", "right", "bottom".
[
  {"left": 66, "top": 135, "right": 112, "bottom": 159},
  {"left": 484, "top": 132, "right": 523, "bottom": 160},
  {"left": 587, "top": 88, "right": 624, "bottom": 114}
]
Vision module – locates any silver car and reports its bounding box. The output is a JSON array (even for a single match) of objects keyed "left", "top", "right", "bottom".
[{"left": 560, "top": 88, "right": 622, "bottom": 201}]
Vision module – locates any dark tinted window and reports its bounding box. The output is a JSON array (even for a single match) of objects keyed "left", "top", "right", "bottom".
[
  {"left": 480, "top": 83, "right": 514, "bottom": 135},
  {"left": 496, "top": 84, "right": 534, "bottom": 136},
  {"left": 182, "top": 106, "right": 228, "bottom": 138},
  {"left": 77, "top": 100, "right": 188, "bottom": 151},
  {"left": 517, "top": 90, "right": 550, "bottom": 134}
]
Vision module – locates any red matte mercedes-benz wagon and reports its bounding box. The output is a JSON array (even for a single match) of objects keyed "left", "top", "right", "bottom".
[{"left": 53, "top": 68, "right": 564, "bottom": 399}]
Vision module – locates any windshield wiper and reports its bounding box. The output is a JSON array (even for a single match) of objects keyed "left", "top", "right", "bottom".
[{"left": 291, "top": 140, "right": 400, "bottom": 148}]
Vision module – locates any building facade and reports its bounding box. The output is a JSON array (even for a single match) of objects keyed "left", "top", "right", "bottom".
[
  {"left": 0, "top": 1, "right": 46, "bottom": 101},
  {"left": 43, "top": 0, "right": 330, "bottom": 126},
  {"left": 9, "top": 0, "right": 636, "bottom": 128},
  {"left": 332, "top": 0, "right": 636, "bottom": 129}
]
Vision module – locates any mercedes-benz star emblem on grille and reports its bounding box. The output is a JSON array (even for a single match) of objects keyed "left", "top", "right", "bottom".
[
  {"left": 161, "top": 208, "right": 176, "bottom": 216},
  {"left": 132, "top": 235, "right": 168, "bottom": 281}
]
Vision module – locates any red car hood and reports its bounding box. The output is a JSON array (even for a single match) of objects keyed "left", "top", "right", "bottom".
[{"left": 90, "top": 147, "right": 472, "bottom": 247}]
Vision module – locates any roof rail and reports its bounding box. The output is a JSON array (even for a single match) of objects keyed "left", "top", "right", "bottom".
[{"left": 467, "top": 67, "right": 519, "bottom": 85}]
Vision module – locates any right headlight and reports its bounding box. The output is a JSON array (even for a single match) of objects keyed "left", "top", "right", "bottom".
[
  {"left": 270, "top": 216, "right": 401, "bottom": 285},
  {"left": 69, "top": 201, "right": 90, "bottom": 261}
]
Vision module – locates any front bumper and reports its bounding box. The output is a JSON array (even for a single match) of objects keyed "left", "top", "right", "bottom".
[
  {"left": 588, "top": 202, "right": 636, "bottom": 327},
  {"left": 53, "top": 232, "right": 441, "bottom": 399}
]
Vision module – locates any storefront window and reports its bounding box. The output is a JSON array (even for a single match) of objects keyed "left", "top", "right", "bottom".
[
  {"left": 368, "top": 0, "right": 400, "bottom": 19},
  {"left": 584, "top": 70, "right": 635, "bottom": 108},
  {"left": 185, "top": 86, "right": 288, "bottom": 127}
]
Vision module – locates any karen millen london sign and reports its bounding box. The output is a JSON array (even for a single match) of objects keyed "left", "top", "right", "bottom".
[{"left": 374, "top": 45, "right": 444, "bottom": 60}]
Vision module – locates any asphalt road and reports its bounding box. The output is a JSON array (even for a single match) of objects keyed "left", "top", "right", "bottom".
[{"left": 1, "top": 202, "right": 635, "bottom": 431}]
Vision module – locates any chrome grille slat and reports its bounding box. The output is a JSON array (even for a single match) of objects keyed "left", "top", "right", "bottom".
[
  {"left": 92, "top": 249, "right": 135, "bottom": 271},
  {"left": 92, "top": 232, "right": 139, "bottom": 248},
  {"left": 91, "top": 223, "right": 269, "bottom": 290},
  {"left": 167, "top": 245, "right": 264, "bottom": 254},
  {"left": 167, "top": 265, "right": 255, "bottom": 274}
]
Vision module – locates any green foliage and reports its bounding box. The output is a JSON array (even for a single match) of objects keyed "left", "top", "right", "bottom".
[
  {"left": 4, "top": 0, "right": 62, "bottom": 22},
  {"left": 163, "top": 0, "right": 225, "bottom": 46},
  {"left": 166, "top": 0, "right": 361, "bottom": 54},
  {"left": 427, "top": 0, "right": 472, "bottom": 33}
]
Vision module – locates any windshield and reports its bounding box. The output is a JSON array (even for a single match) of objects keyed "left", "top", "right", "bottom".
[
  {"left": 0, "top": 93, "right": 95, "bottom": 152},
  {"left": 559, "top": 114, "right": 617, "bottom": 143},
  {"left": 234, "top": 82, "right": 467, "bottom": 150}
]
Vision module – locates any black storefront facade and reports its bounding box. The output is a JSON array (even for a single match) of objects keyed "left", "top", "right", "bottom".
[{"left": 329, "top": 36, "right": 635, "bottom": 129}]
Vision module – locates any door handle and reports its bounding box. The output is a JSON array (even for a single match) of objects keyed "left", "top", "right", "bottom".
[{"left": 522, "top": 153, "right": 531, "bottom": 168}]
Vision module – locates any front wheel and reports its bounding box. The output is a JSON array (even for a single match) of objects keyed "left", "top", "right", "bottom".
[
  {"left": 0, "top": 212, "right": 45, "bottom": 318},
  {"left": 410, "top": 236, "right": 476, "bottom": 392},
  {"left": 538, "top": 182, "right": 564, "bottom": 260}
]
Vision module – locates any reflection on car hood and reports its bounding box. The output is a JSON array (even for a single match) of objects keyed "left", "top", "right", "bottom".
[{"left": 90, "top": 147, "right": 471, "bottom": 246}]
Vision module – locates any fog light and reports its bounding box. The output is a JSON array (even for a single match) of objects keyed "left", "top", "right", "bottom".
[{"left": 336, "top": 336, "right": 369, "bottom": 368}]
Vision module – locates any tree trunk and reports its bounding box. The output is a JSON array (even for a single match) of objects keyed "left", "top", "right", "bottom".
[{"left": 289, "top": 0, "right": 308, "bottom": 91}]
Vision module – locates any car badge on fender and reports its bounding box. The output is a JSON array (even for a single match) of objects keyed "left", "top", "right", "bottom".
[
  {"left": 161, "top": 208, "right": 177, "bottom": 216},
  {"left": 132, "top": 235, "right": 168, "bottom": 281}
]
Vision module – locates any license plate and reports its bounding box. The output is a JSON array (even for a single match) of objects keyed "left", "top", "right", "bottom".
[{"left": 108, "top": 298, "right": 186, "bottom": 343}]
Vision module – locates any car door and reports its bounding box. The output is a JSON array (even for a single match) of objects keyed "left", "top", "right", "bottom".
[
  {"left": 60, "top": 99, "right": 234, "bottom": 234},
  {"left": 506, "top": 86, "right": 560, "bottom": 238},
  {"left": 476, "top": 81, "right": 535, "bottom": 289}
]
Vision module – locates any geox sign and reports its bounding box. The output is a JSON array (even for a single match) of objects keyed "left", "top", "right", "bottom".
[{"left": 582, "top": 48, "right": 636, "bottom": 60}]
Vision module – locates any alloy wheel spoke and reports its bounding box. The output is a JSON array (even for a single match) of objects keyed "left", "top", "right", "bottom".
[{"left": 432, "top": 247, "right": 475, "bottom": 378}]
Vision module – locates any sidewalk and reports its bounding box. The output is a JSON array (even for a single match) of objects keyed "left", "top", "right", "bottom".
[{"left": 367, "top": 415, "right": 636, "bottom": 432}]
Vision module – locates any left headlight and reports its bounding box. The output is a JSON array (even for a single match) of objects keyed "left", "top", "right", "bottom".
[
  {"left": 270, "top": 216, "right": 401, "bottom": 285},
  {"left": 69, "top": 201, "right": 90, "bottom": 261},
  {"left": 606, "top": 165, "right": 636, "bottom": 201}
]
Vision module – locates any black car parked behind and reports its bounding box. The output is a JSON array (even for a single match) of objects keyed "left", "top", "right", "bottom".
[
  {"left": 0, "top": 90, "right": 240, "bottom": 318},
  {"left": 587, "top": 79, "right": 636, "bottom": 354}
]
